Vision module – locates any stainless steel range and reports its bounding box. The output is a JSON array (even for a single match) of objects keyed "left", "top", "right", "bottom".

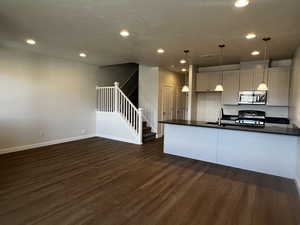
[{"left": 235, "top": 110, "right": 266, "bottom": 127}]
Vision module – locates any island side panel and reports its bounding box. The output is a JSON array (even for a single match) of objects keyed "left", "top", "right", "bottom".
[
  {"left": 217, "top": 129, "right": 298, "bottom": 179},
  {"left": 164, "top": 124, "right": 218, "bottom": 164}
]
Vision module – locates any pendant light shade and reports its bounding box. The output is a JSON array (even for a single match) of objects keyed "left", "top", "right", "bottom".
[
  {"left": 215, "top": 44, "right": 225, "bottom": 92},
  {"left": 182, "top": 85, "right": 190, "bottom": 92},
  {"left": 215, "top": 84, "right": 224, "bottom": 92},
  {"left": 257, "top": 37, "right": 271, "bottom": 91},
  {"left": 257, "top": 82, "right": 268, "bottom": 91}
]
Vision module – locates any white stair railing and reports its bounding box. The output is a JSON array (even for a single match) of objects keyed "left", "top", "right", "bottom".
[{"left": 96, "top": 82, "right": 143, "bottom": 144}]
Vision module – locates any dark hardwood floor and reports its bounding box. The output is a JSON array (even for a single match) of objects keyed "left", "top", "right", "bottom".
[{"left": 0, "top": 137, "right": 299, "bottom": 225}]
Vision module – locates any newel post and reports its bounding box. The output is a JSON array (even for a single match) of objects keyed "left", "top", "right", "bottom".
[
  {"left": 138, "top": 108, "right": 143, "bottom": 145},
  {"left": 114, "top": 82, "right": 119, "bottom": 112}
]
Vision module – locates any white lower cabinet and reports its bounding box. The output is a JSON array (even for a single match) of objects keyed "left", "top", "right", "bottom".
[
  {"left": 164, "top": 125, "right": 218, "bottom": 163},
  {"left": 163, "top": 124, "right": 298, "bottom": 179},
  {"left": 217, "top": 129, "right": 297, "bottom": 179}
]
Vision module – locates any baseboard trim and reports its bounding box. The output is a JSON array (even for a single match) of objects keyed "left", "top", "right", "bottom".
[
  {"left": 0, "top": 134, "right": 96, "bottom": 155},
  {"left": 96, "top": 134, "right": 141, "bottom": 145}
]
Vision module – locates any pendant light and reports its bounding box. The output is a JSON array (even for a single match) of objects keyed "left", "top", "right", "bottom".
[
  {"left": 257, "top": 37, "right": 271, "bottom": 91},
  {"left": 215, "top": 44, "right": 225, "bottom": 92},
  {"left": 181, "top": 50, "right": 190, "bottom": 93}
]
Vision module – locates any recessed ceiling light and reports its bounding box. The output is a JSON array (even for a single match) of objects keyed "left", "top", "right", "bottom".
[
  {"left": 26, "top": 39, "right": 36, "bottom": 45},
  {"left": 79, "top": 53, "right": 87, "bottom": 58},
  {"left": 157, "top": 48, "right": 165, "bottom": 54},
  {"left": 180, "top": 59, "right": 187, "bottom": 64},
  {"left": 181, "top": 68, "right": 187, "bottom": 72},
  {"left": 246, "top": 33, "right": 256, "bottom": 39},
  {"left": 234, "top": 0, "right": 249, "bottom": 8},
  {"left": 120, "top": 29, "right": 130, "bottom": 37},
  {"left": 251, "top": 50, "right": 260, "bottom": 56}
]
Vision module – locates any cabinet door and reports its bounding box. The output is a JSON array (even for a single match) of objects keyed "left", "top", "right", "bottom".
[
  {"left": 267, "top": 67, "right": 290, "bottom": 106},
  {"left": 253, "top": 69, "right": 264, "bottom": 90},
  {"left": 196, "top": 73, "right": 209, "bottom": 91},
  {"left": 222, "top": 70, "right": 240, "bottom": 105},
  {"left": 208, "top": 72, "right": 221, "bottom": 91},
  {"left": 239, "top": 69, "right": 253, "bottom": 91}
]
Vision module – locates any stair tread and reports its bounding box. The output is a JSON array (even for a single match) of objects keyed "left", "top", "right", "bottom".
[
  {"left": 143, "top": 132, "right": 156, "bottom": 138},
  {"left": 143, "top": 135, "right": 156, "bottom": 142}
]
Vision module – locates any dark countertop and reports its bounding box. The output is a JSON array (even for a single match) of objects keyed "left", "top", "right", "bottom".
[{"left": 159, "top": 120, "right": 300, "bottom": 136}]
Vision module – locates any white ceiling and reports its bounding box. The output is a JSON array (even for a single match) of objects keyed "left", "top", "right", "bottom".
[{"left": 0, "top": 0, "right": 300, "bottom": 68}]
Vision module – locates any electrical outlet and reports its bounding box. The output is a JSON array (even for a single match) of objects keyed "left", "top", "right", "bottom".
[{"left": 81, "top": 129, "right": 86, "bottom": 134}]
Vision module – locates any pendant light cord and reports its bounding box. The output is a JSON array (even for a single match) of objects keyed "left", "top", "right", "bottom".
[
  {"left": 263, "top": 43, "right": 267, "bottom": 83},
  {"left": 219, "top": 44, "right": 225, "bottom": 85},
  {"left": 262, "top": 37, "right": 271, "bottom": 83},
  {"left": 184, "top": 50, "right": 190, "bottom": 84}
]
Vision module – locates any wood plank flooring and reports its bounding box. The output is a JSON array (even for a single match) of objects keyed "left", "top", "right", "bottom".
[{"left": 0, "top": 137, "right": 299, "bottom": 225}]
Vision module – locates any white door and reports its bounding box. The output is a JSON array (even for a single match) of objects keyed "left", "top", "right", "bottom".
[{"left": 162, "top": 86, "right": 174, "bottom": 121}]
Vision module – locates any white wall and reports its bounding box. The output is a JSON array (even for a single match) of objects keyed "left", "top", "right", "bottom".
[
  {"left": 96, "top": 63, "right": 138, "bottom": 87},
  {"left": 158, "top": 68, "right": 185, "bottom": 136},
  {"left": 289, "top": 45, "right": 300, "bottom": 192},
  {"left": 290, "top": 46, "right": 300, "bottom": 127},
  {"left": 96, "top": 112, "right": 140, "bottom": 144},
  {"left": 139, "top": 65, "right": 159, "bottom": 133},
  {"left": 0, "top": 47, "right": 98, "bottom": 151}
]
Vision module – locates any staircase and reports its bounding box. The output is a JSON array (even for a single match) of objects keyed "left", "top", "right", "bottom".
[
  {"left": 96, "top": 82, "right": 156, "bottom": 145},
  {"left": 143, "top": 121, "right": 156, "bottom": 143}
]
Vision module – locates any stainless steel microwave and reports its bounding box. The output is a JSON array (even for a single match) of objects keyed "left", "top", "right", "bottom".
[{"left": 238, "top": 91, "right": 267, "bottom": 105}]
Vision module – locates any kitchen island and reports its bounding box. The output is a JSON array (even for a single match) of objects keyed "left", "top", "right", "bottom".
[{"left": 160, "top": 120, "right": 300, "bottom": 179}]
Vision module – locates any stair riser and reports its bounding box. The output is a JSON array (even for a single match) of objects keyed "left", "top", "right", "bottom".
[{"left": 143, "top": 136, "right": 156, "bottom": 142}]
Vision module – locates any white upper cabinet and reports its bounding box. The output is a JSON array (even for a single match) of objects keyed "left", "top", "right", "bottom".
[
  {"left": 196, "top": 66, "right": 290, "bottom": 107},
  {"left": 208, "top": 72, "right": 220, "bottom": 91},
  {"left": 267, "top": 67, "right": 290, "bottom": 106},
  {"left": 196, "top": 72, "right": 220, "bottom": 92},
  {"left": 222, "top": 70, "right": 240, "bottom": 105},
  {"left": 196, "top": 72, "right": 209, "bottom": 92},
  {"left": 239, "top": 69, "right": 253, "bottom": 91},
  {"left": 252, "top": 70, "right": 264, "bottom": 90},
  {"left": 239, "top": 69, "right": 264, "bottom": 91}
]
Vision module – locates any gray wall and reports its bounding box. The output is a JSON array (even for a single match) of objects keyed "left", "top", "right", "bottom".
[
  {"left": 96, "top": 63, "right": 138, "bottom": 87},
  {"left": 289, "top": 45, "right": 300, "bottom": 190},
  {"left": 0, "top": 47, "right": 98, "bottom": 150}
]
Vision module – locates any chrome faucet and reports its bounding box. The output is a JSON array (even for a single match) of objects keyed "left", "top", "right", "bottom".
[{"left": 218, "top": 108, "right": 224, "bottom": 126}]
